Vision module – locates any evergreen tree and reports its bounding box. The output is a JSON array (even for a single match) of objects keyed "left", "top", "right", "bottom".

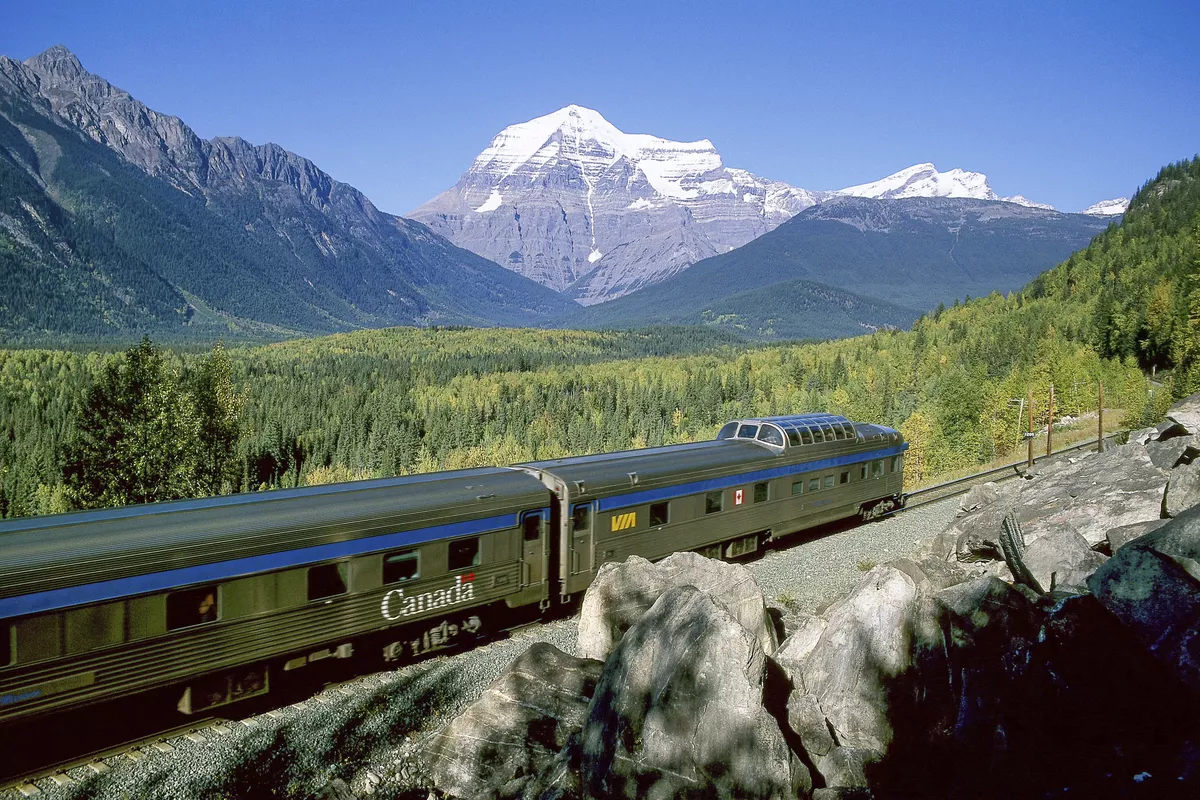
[
  {"left": 64, "top": 337, "right": 196, "bottom": 507},
  {"left": 188, "top": 341, "right": 247, "bottom": 496}
]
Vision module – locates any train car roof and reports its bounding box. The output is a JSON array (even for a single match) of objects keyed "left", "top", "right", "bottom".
[
  {"left": 0, "top": 467, "right": 549, "bottom": 613},
  {"left": 521, "top": 417, "right": 903, "bottom": 501}
]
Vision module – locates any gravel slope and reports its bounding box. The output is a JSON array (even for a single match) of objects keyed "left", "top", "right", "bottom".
[{"left": 8, "top": 497, "right": 959, "bottom": 800}]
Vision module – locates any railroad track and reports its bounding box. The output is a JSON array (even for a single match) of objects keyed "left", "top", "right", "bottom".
[
  {"left": 902, "top": 435, "right": 1118, "bottom": 512},
  {"left": 3, "top": 718, "right": 229, "bottom": 797},
  {"left": 2, "top": 435, "right": 1120, "bottom": 796}
]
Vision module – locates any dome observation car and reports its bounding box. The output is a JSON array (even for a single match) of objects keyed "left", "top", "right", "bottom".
[{"left": 715, "top": 413, "right": 862, "bottom": 450}]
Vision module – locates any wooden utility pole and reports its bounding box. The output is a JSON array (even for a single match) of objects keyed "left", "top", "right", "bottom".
[
  {"left": 1027, "top": 388, "right": 1035, "bottom": 469},
  {"left": 1098, "top": 383, "right": 1104, "bottom": 453},
  {"left": 1046, "top": 383, "right": 1055, "bottom": 456}
]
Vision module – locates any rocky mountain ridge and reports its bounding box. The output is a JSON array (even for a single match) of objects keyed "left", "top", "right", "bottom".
[
  {"left": 834, "top": 161, "right": 1054, "bottom": 209},
  {"left": 562, "top": 195, "right": 1111, "bottom": 339},
  {"left": 0, "top": 46, "right": 576, "bottom": 338},
  {"left": 412, "top": 105, "right": 1118, "bottom": 304},
  {"left": 411, "top": 105, "right": 827, "bottom": 304},
  {"left": 1080, "top": 196, "right": 1130, "bottom": 216}
]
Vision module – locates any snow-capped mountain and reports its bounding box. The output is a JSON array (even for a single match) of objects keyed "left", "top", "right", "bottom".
[
  {"left": 835, "top": 163, "right": 1055, "bottom": 209},
  {"left": 410, "top": 105, "right": 827, "bottom": 304},
  {"left": 414, "top": 109, "right": 1071, "bottom": 304},
  {"left": 1080, "top": 198, "right": 1129, "bottom": 216}
]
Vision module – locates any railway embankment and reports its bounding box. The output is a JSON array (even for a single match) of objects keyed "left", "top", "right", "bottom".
[
  {"left": 421, "top": 394, "right": 1200, "bottom": 800},
  {"left": 15, "top": 395, "right": 1200, "bottom": 799}
]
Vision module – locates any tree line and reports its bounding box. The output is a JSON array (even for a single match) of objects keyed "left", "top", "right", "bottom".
[{"left": 2, "top": 157, "right": 1197, "bottom": 518}]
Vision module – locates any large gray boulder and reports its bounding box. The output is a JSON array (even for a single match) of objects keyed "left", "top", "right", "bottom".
[
  {"left": 425, "top": 643, "right": 604, "bottom": 800},
  {"left": 1165, "top": 462, "right": 1200, "bottom": 517},
  {"left": 951, "top": 445, "right": 1167, "bottom": 557},
  {"left": 1088, "top": 515, "right": 1200, "bottom": 695},
  {"left": 786, "top": 691, "right": 835, "bottom": 760},
  {"left": 1106, "top": 519, "right": 1169, "bottom": 553},
  {"left": 957, "top": 481, "right": 1013, "bottom": 515},
  {"left": 799, "top": 566, "right": 941, "bottom": 755},
  {"left": 576, "top": 552, "right": 776, "bottom": 662},
  {"left": 771, "top": 612, "right": 827, "bottom": 690},
  {"left": 1147, "top": 434, "right": 1200, "bottom": 469},
  {"left": 578, "top": 585, "right": 797, "bottom": 800},
  {"left": 1021, "top": 528, "right": 1108, "bottom": 593},
  {"left": 1167, "top": 393, "right": 1200, "bottom": 434}
]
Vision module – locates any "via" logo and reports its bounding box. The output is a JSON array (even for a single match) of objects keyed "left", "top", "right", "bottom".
[{"left": 611, "top": 512, "right": 637, "bottom": 532}]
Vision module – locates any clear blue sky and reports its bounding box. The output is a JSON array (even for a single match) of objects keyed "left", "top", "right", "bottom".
[{"left": 4, "top": 0, "right": 1198, "bottom": 214}]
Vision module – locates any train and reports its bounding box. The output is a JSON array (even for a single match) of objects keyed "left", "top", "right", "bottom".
[{"left": 0, "top": 413, "right": 905, "bottom": 725}]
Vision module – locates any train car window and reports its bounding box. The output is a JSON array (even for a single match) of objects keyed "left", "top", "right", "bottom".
[
  {"left": 716, "top": 422, "right": 738, "bottom": 440},
  {"left": 754, "top": 482, "right": 769, "bottom": 503},
  {"left": 757, "top": 426, "right": 785, "bottom": 446},
  {"left": 860, "top": 464, "right": 868, "bottom": 480},
  {"left": 791, "top": 480, "right": 803, "bottom": 496},
  {"left": 449, "top": 537, "right": 481, "bottom": 571},
  {"left": 823, "top": 475, "right": 835, "bottom": 489},
  {"left": 384, "top": 550, "right": 420, "bottom": 583},
  {"left": 892, "top": 456, "right": 903, "bottom": 473},
  {"left": 800, "top": 428, "right": 814, "bottom": 445},
  {"left": 736, "top": 424, "right": 759, "bottom": 439},
  {"left": 67, "top": 602, "right": 125, "bottom": 654},
  {"left": 307, "top": 564, "right": 348, "bottom": 601},
  {"left": 844, "top": 423, "right": 858, "bottom": 439},
  {"left": 810, "top": 428, "right": 824, "bottom": 443},
  {"left": 808, "top": 477, "right": 821, "bottom": 492},
  {"left": 1, "top": 625, "right": 10, "bottom": 667},
  {"left": 572, "top": 504, "right": 591, "bottom": 531},
  {"left": 650, "top": 501, "right": 669, "bottom": 526},
  {"left": 705, "top": 491, "right": 723, "bottom": 514},
  {"left": 786, "top": 429, "right": 802, "bottom": 446},
  {"left": 523, "top": 514, "right": 542, "bottom": 541},
  {"left": 167, "top": 585, "right": 220, "bottom": 630},
  {"left": 872, "top": 460, "right": 885, "bottom": 477},
  {"left": 840, "top": 471, "right": 849, "bottom": 484}
]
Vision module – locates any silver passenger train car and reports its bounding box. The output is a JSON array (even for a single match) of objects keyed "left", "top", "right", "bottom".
[{"left": 0, "top": 414, "right": 904, "bottom": 725}]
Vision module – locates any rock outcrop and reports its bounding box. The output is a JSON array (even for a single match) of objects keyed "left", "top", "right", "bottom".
[
  {"left": 425, "top": 399, "right": 1200, "bottom": 799},
  {"left": 425, "top": 643, "right": 603, "bottom": 800},
  {"left": 576, "top": 551, "right": 777, "bottom": 661},
  {"left": 951, "top": 443, "right": 1167, "bottom": 557},
  {"left": 580, "top": 585, "right": 798, "bottom": 799}
]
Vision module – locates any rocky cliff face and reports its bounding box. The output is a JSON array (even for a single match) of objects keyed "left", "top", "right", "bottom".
[
  {"left": 0, "top": 47, "right": 576, "bottom": 337},
  {"left": 11, "top": 46, "right": 443, "bottom": 259},
  {"left": 410, "top": 105, "right": 827, "bottom": 304}
]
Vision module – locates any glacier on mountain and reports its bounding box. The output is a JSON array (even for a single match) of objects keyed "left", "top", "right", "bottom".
[
  {"left": 410, "top": 105, "right": 825, "bottom": 303},
  {"left": 836, "top": 162, "right": 1055, "bottom": 209},
  {"left": 1080, "top": 197, "right": 1129, "bottom": 216},
  {"left": 413, "top": 108, "right": 1068, "bottom": 304}
]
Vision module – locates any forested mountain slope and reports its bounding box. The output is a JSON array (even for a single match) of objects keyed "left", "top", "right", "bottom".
[
  {"left": 3, "top": 160, "right": 1195, "bottom": 519},
  {"left": 1026, "top": 156, "right": 1200, "bottom": 389},
  {"left": 0, "top": 47, "right": 576, "bottom": 341},
  {"left": 563, "top": 196, "right": 1111, "bottom": 338}
]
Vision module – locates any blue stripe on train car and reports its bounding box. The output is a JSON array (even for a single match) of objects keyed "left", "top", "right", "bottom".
[
  {"left": 0, "top": 510, "right": 542, "bottom": 621},
  {"left": 595, "top": 444, "right": 907, "bottom": 512}
]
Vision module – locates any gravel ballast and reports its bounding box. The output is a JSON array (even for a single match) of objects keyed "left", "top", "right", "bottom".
[{"left": 5, "top": 497, "right": 959, "bottom": 800}]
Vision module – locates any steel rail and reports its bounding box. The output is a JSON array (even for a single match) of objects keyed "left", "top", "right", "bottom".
[{"left": 902, "top": 435, "right": 1119, "bottom": 511}]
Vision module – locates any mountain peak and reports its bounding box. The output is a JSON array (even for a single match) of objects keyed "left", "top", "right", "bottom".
[
  {"left": 25, "top": 45, "right": 85, "bottom": 80},
  {"left": 1081, "top": 197, "right": 1129, "bottom": 216},
  {"left": 470, "top": 104, "right": 720, "bottom": 184},
  {"left": 838, "top": 162, "right": 997, "bottom": 201}
]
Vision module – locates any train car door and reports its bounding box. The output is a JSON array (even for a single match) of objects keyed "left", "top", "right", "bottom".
[
  {"left": 569, "top": 501, "right": 595, "bottom": 579},
  {"left": 519, "top": 510, "right": 546, "bottom": 587}
]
